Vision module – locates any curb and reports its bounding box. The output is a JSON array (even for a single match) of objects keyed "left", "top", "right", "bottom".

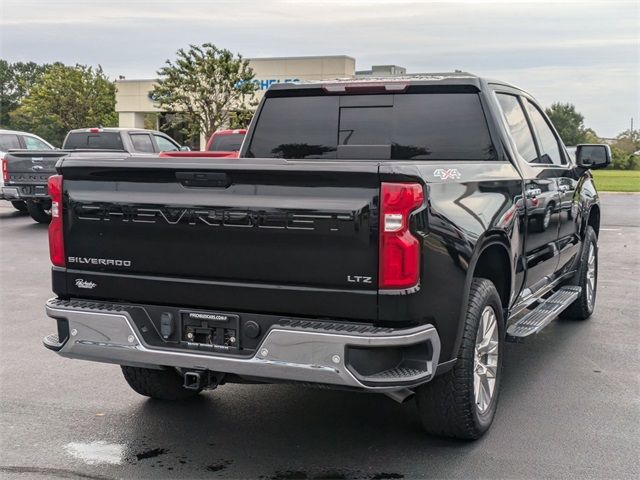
[{"left": 599, "top": 191, "right": 640, "bottom": 195}]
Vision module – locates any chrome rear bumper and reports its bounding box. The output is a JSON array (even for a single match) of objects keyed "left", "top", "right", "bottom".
[{"left": 44, "top": 298, "right": 440, "bottom": 392}]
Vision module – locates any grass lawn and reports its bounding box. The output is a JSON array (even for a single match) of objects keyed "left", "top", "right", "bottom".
[{"left": 592, "top": 170, "right": 640, "bottom": 192}]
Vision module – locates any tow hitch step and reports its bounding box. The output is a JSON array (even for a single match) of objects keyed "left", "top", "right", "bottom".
[
  {"left": 183, "top": 370, "right": 224, "bottom": 390},
  {"left": 507, "top": 286, "right": 581, "bottom": 341},
  {"left": 42, "top": 333, "right": 65, "bottom": 351}
]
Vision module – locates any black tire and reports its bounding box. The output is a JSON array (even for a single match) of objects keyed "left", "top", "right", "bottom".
[
  {"left": 26, "top": 200, "right": 51, "bottom": 223},
  {"left": 560, "top": 226, "right": 598, "bottom": 320},
  {"left": 415, "top": 278, "right": 504, "bottom": 440},
  {"left": 121, "top": 366, "right": 201, "bottom": 401},
  {"left": 11, "top": 201, "right": 28, "bottom": 213}
]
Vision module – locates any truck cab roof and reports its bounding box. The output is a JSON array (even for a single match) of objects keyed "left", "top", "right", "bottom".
[
  {"left": 67, "top": 127, "right": 165, "bottom": 135},
  {"left": 265, "top": 73, "right": 527, "bottom": 96}
]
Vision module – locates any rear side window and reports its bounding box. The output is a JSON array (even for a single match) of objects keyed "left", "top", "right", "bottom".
[
  {"left": 247, "top": 93, "right": 496, "bottom": 160},
  {"left": 65, "top": 132, "right": 124, "bottom": 150},
  {"left": 0, "top": 134, "right": 21, "bottom": 151},
  {"left": 208, "top": 133, "right": 245, "bottom": 151},
  {"left": 130, "top": 133, "right": 155, "bottom": 153}
]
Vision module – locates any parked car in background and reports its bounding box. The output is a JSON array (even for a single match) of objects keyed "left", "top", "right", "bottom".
[
  {"left": 0, "top": 129, "right": 54, "bottom": 213},
  {"left": 206, "top": 129, "right": 246, "bottom": 152},
  {"left": 2, "top": 127, "right": 183, "bottom": 223},
  {"left": 159, "top": 129, "right": 246, "bottom": 159}
]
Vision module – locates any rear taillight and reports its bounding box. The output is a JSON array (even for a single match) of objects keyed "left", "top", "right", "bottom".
[
  {"left": 1, "top": 158, "right": 7, "bottom": 183},
  {"left": 379, "top": 182, "right": 424, "bottom": 289},
  {"left": 48, "top": 175, "right": 65, "bottom": 267}
]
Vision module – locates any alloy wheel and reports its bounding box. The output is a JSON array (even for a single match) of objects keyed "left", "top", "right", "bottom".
[
  {"left": 586, "top": 243, "right": 597, "bottom": 309},
  {"left": 473, "top": 306, "right": 499, "bottom": 414}
]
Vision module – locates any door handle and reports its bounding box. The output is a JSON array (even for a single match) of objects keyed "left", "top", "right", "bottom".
[{"left": 176, "top": 172, "right": 230, "bottom": 188}]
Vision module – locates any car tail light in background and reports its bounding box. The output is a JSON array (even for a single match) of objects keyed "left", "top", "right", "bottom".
[
  {"left": 1, "top": 158, "right": 7, "bottom": 183},
  {"left": 48, "top": 175, "right": 65, "bottom": 267},
  {"left": 379, "top": 182, "right": 424, "bottom": 289}
]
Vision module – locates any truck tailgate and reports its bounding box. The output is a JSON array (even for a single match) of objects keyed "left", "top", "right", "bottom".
[
  {"left": 6, "top": 150, "right": 64, "bottom": 184},
  {"left": 59, "top": 157, "right": 381, "bottom": 320}
]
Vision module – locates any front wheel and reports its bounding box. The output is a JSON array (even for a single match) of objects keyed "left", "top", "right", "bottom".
[
  {"left": 415, "top": 278, "right": 504, "bottom": 440},
  {"left": 26, "top": 199, "right": 51, "bottom": 223},
  {"left": 560, "top": 226, "right": 598, "bottom": 320}
]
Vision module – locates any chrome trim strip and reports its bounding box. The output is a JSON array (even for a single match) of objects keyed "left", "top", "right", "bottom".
[{"left": 45, "top": 300, "right": 440, "bottom": 392}]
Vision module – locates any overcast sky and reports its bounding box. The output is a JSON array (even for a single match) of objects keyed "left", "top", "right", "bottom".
[{"left": 1, "top": 0, "right": 638, "bottom": 137}]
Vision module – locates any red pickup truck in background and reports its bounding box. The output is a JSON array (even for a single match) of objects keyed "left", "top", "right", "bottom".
[{"left": 159, "top": 129, "right": 246, "bottom": 158}]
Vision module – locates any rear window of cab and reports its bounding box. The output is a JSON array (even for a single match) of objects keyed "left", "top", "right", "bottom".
[
  {"left": 246, "top": 93, "right": 496, "bottom": 161},
  {"left": 65, "top": 132, "right": 124, "bottom": 150}
]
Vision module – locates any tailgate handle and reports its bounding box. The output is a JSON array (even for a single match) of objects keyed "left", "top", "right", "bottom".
[{"left": 176, "top": 171, "right": 230, "bottom": 188}]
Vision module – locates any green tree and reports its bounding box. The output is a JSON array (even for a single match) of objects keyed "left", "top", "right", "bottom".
[
  {"left": 228, "top": 104, "right": 257, "bottom": 130},
  {"left": 545, "top": 102, "right": 590, "bottom": 146},
  {"left": 152, "top": 43, "right": 257, "bottom": 143},
  {"left": 611, "top": 129, "right": 640, "bottom": 170},
  {"left": 10, "top": 64, "right": 117, "bottom": 146},
  {"left": 0, "top": 60, "right": 51, "bottom": 127}
]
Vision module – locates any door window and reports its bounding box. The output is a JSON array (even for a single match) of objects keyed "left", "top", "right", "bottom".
[
  {"left": 130, "top": 134, "right": 155, "bottom": 153},
  {"left": 496, "top": 94, "right": 537, "bottom": 163},
  {"left": 154, "top": 134, "right": 179, "bottom": 152},
  {"left": 525, "top": 101, "right": 565, "bottom": 165},
  {"left": 23, "top": 135, "right": 51, "bottom": 150}
]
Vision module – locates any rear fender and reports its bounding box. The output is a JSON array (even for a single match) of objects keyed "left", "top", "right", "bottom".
[{"left": 449, "top": 232, "right": 514, "bottom": 362}]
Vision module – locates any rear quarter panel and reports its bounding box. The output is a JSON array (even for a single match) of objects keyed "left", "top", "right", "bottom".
[{"left": 378, "top": 161, "right": 524, "bottom": 362}]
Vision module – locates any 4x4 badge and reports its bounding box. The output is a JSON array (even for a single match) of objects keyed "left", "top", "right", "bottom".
[{"left": 433, "top": 168, "right": 461, "bottom": 180}]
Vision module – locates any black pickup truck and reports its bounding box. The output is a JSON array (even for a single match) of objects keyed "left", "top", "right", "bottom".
[
  {"left": 2, "top": 127, "right": 182, "bottom": 223},
  {"left": 42, "top": 75, "right": 610, "bottom": 439}
]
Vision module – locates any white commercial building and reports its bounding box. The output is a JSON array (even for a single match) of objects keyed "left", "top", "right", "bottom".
[{"left": 115, "top": 55, "right": 409, "bottom": 148}]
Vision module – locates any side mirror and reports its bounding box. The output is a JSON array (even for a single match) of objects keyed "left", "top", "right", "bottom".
[
  {"left": 179, "top": 146, "right": 191, "bottom": 152},
  {"left": 575, "top": 144, "right": 611, "bottom": 169}
]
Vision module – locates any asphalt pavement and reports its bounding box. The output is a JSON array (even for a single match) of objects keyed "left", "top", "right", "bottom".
[{"left": 0, "top": 194, "right": 638, "bottom": 479}]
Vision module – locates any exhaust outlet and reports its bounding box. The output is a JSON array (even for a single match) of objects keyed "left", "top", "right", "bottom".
[{"left": 384, "top": 388, "right": 415, "bottom": 404}]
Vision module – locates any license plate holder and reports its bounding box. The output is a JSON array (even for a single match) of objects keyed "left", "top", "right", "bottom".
[{"left": 180, "top": 311, "right": 240, "bottom": 351}]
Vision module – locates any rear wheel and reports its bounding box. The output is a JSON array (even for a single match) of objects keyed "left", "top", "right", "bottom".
[
  {"left": 121, "top": 366, "right": 201, "bottom": 401},
  {"left": 26, "top": 199, "right": 51, "bottom": 223},
  {"left": 560, "top": 226, "right": 598, "bottom": 320},
  {"left": 11, "top": 201, "right": 27, "bottom": 213},
  {"left": 415, "top": 278, "right": 504, "bottom": 440}
]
